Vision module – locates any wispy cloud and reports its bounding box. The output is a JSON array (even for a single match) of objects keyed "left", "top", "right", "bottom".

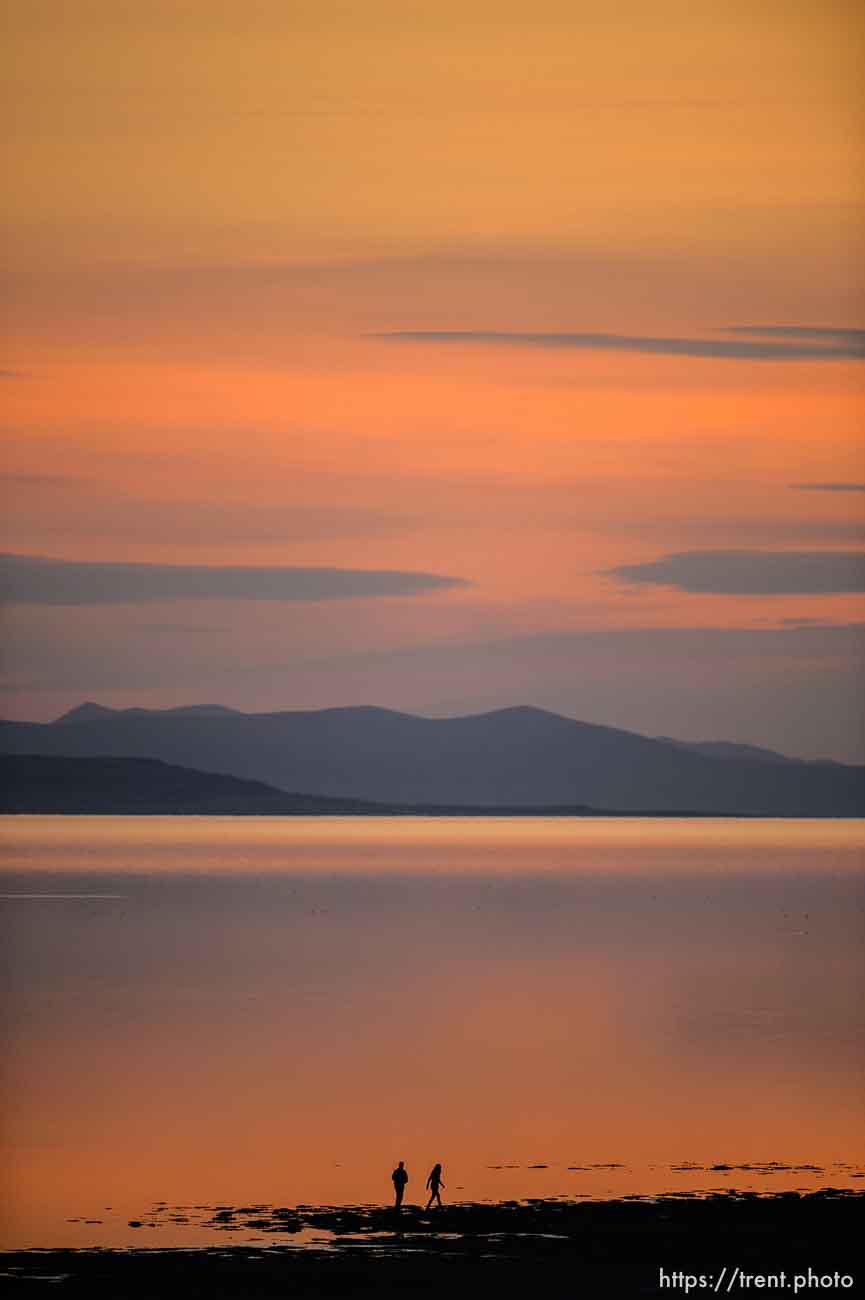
[
  {"left": 791, "top": 482, "right": 865, "bottom": 493},
  {"left": 605, "top": 550, "right": 865, "bottom": 595},
  {"left": 374, "top": 329, "right": 865, "bottom": 361},
  {"left": 729, "top": 327, "right": 865, "bottom": 345},
  {"left": 0, "top": 554, "right": 468, "bottom": 606}
]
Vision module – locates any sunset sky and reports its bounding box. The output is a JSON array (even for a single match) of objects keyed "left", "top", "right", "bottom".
[{"left": 2, "top": 0, "right": 864, "bottom": 759}]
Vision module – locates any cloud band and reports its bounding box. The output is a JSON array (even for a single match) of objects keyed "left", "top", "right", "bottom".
[
  {"left": 0, "top": 554, "right": 468, "bottom": 605},
  {"left": 375, "top": 328, "right": 865, "bottom": 362},
  {"left": 605, "top": 550, "right": 865, "bottom": 595}
]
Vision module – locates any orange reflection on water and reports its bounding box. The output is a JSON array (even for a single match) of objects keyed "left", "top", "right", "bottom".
[
  {"left": 2, "top": 815, "right": 864, "bottom": 874},
  {"left": 1, "top": 817, "right": 863, "bottom": 1248}
]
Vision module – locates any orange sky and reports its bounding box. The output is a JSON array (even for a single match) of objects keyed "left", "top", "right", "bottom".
[{"left": 2, "top": 1, "right": 864, "bottom": 756}]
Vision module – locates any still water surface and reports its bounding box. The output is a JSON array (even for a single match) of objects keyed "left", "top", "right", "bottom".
[{"left": 1, "top": 817, "right": 863, "bottom": 1247}]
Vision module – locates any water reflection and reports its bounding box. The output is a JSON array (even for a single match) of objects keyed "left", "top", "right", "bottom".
[{"left": 1, "top": 816, "right": 863, "bottom": 1248}]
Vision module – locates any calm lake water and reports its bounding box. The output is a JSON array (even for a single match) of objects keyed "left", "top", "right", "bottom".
[{"left": 1, "top": 816, "right": 863, "bottom": 1249}]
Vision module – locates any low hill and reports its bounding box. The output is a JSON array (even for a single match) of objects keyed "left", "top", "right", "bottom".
[
  {"left": 0, "top": 753, "right": 391, "bottom": 815},
  {"left": 0, "top": 753, "right": 612, "bottom": 816}
]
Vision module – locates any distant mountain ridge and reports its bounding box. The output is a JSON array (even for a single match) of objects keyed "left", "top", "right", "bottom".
[
  {"left": 653, "top": 736, "right": 818, "bottom": 765},
  {"left": 56, "top": 701, "right": 806, "bottom": 763},
  {"left": 56, "top": 702, "right": 243, "bottom": 724},
  {"left": 1, "top": 703, "right": 862, "bottom": 817}
]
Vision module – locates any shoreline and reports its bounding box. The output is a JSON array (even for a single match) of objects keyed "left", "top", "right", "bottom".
[{"left": 2, "top": 1192, "right": 861, "bottom": 1297}]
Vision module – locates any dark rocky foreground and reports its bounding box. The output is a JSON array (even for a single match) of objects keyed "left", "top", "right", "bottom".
[{"left": 2, "top": 1192, "right": 861, "bottom": 1298}]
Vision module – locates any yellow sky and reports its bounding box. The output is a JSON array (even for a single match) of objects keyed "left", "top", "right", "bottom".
[{"left": 4, "top": 0, "right": 864, "bottom": 266}]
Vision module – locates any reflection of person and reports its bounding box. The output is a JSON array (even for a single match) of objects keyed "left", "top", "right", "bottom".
[
  {"left": 425, "top": 1162, "right": 445, "bottom": 1210},
  {"left": 392, "top": 1160, "right": 408, "bottom": 1211}
]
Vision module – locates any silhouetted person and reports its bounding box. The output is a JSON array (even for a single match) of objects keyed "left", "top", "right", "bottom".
[
  {"left": 392, "top": 1160, "right": 408, "bottom": 1211},
  {"left": 425, "top": 1162, "right": 445, "bottom": 1209}
]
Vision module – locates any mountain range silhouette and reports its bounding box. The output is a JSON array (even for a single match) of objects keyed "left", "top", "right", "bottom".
[{"left": 1, "top": 704, "right": 862, "bottom": 817}]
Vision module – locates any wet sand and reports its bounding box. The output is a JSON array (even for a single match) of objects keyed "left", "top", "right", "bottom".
[{"left": 2, "top": 1192, "right": 860, "bottom": 1297}]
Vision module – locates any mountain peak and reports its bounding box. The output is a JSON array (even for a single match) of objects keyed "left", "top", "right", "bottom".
[{"left": 55, "top": 702, "right": 118, "bottom": 725}]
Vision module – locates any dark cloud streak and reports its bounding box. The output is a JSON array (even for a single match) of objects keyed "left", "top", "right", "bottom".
[
  {"left": 791, "top": 482, "right": 865, "bottom": 493},
  {"left": 0, "top": 554, "right": 468, "bottom": 606},
  {"left": 375, "top": 329, "right": 865, "bottom": 361},
  {"left": 605, "top": 550, "right": 865, "bottom": 595},
  {"left": 728, "top": 326, "right": 865, "bottom": 345}
]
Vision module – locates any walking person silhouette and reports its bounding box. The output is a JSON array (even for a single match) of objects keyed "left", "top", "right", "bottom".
[
  {"left": 425, "top": 1162, "right": 445, "bottom": 1210},
  {"left": 392, "top": 1160, "right": 408, "bottom": 1211}
]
